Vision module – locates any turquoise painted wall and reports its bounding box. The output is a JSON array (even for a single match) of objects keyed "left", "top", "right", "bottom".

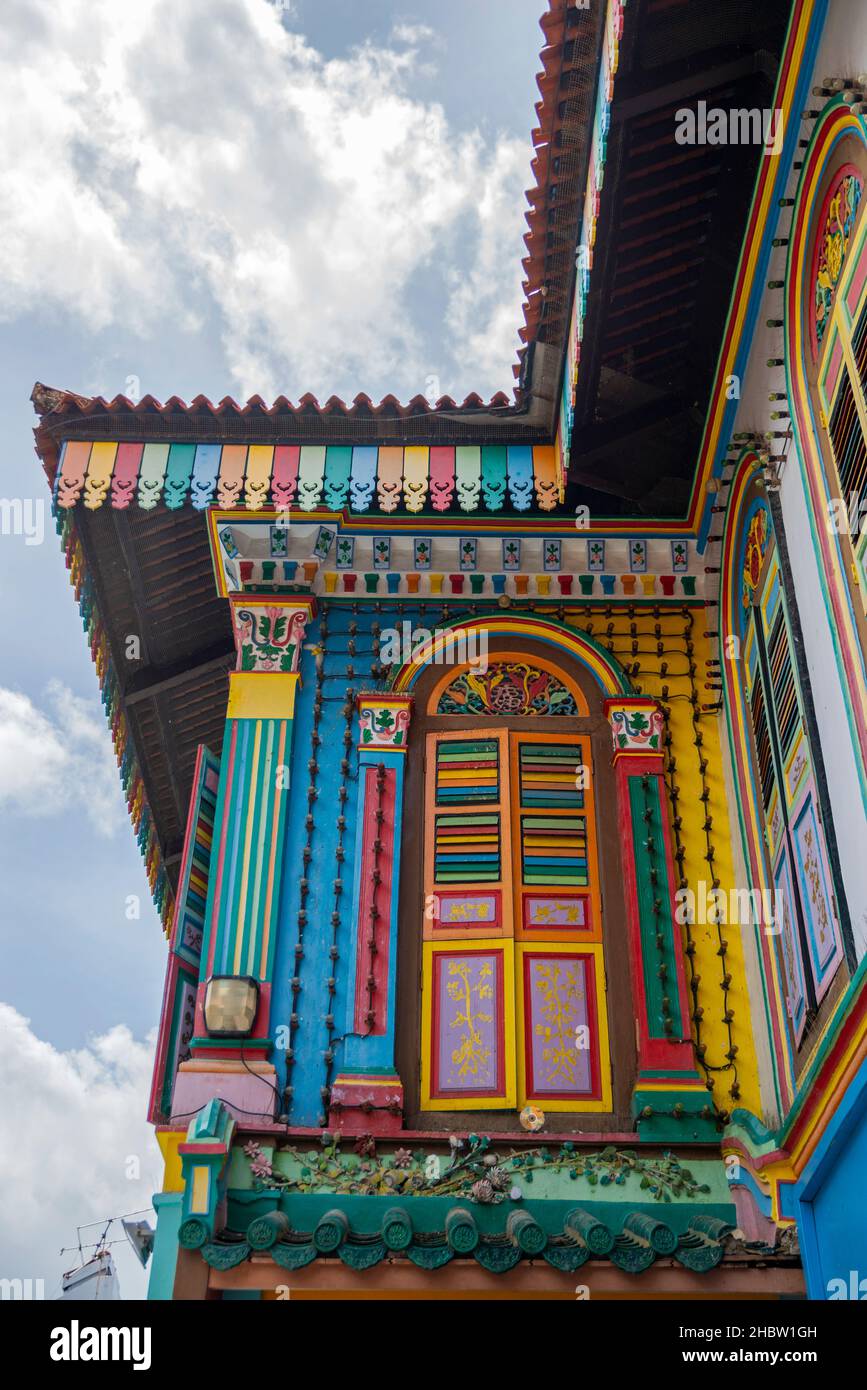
[{"left": 147, "top": 1192, "right": 182, "bottom": 1301}]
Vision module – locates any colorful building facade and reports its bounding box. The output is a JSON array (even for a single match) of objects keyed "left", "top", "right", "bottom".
[{"left": 33, "top": 0, "right": 867, "bottom": 1298}]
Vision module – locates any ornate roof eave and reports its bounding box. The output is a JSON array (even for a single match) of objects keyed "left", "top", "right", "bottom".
[{"left": 31, "top": 4, "right": 607, "bottom": 464}]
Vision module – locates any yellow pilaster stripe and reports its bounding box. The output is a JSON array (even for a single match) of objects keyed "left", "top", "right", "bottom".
[
  {"left": 246, "top": 720, "right": 276, "bottom": 977},
  {"left": 233, "top": 719, "right": 262, "bottom": 975},
  {"left": 260, "top": 720, "right": 289, "bottom": 979}
]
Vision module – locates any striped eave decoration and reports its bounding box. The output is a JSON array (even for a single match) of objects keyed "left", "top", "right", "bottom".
[
  {"left": 53, "top": 442, "right": 564, "bottom": 514},
  {"left": 518, "top": 742, "right": 584, "bottom": 808},
  {"left": 521, "top": 815, "right": 588, "bottom": 886},
  {"left": 55, "top": 506, "right": 174, "bottom": 932}
]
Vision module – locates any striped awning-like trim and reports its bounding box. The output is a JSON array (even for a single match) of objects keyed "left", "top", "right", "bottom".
[{"left": 53, "top": 442, "right": 565, "bottom": 515}]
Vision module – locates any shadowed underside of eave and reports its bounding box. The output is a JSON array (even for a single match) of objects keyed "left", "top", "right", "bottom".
[{"left": 565, "top": 0, "right": 794, "bottom": 516}]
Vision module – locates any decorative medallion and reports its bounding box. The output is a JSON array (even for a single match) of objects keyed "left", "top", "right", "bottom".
[
  {"left": 414, "top": 537, "right": 432, "bottom": 570},
  {"left": 742, "top": 503, "right": 769, "bottom": 615},
  {"left": 629, "top": 539, "right": 647, "bottom": 573},
  {"left": 587, "top": 539, "right": 605, "bottom": 572},
  {"left": 814, "top": 167, "right": 863, "bottom": 355},
  {"left": 356, "top": 695, "right": 413, "bottom": 749},
  {"left": 373, "top": 537, "right": 391, "bottom": 570},
  {"left": 543, "top": 539, "right": 562, "bottom": 572},
  {"left": 313, "top": 525, "right": 336, "bottom": 561},
  {"left": 437, "top": 663, "right": 580, "bottom": 717},
  {"left": 270, "top": 524, "right": 289, "bottom": 559},
  {"left": 502, "top": 539, "right": 521, "bottom": 571},
  {"left": 219, "top": 526, "right": 240, "bottom": 560},
  {"left": 605, "top": 698, "right": 665, "bottom": 754},
  {"left": 670, "top": 539, "right": 688, "bottom": 574},
  {"left": 459, "top": 537, "right": 477, "bottom": 571},
  {"left": 335, "top": 536, "right": 355, "bottom": 569}
]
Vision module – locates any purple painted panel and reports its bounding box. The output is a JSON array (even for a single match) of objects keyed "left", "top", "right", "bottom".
[
  {"left": 434, "top": 949, "right": 503, "bottom": 1096},
  {"left": 525, "top": 895, "right": 587, "bottom": 929},
  {"left": 791, "top": 792, "right": 844, "bottom": 999},
  {"left": 774, "top": 850, "right": 807, "bottom": 1045},
  {"left": 525, "top": 953, "right": 594, "bottom": 1096},
  {"left": 436, "top": 893, "right": 499, "bottom": 928}
]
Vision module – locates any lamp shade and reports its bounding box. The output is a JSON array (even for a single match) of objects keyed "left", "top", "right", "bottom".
[{"left": 203, "top": 975, "right": 259, "bottom": 1037}]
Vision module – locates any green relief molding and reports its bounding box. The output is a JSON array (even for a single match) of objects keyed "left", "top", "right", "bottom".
[
  {"left": 228, "top": 1134, "right": 728, "bottom": 1206},
  {"left": 725, "top": 1108, "right": 780, "bottom": 1155},
  {"left": 627, "top": 774, "right": 683, "bottom": 1036}
]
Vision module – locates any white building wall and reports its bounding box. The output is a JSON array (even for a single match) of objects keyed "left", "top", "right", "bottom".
[{"left": 728, "top": 0, "right": 867, "bottom": 959}]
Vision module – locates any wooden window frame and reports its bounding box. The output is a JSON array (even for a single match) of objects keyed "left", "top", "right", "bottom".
[
  {"left": 742, "top": 527, "right": 848, "bottom": 1069},
  {"left": 395, "top": 636, "right": 634, "bottom": 1132}
]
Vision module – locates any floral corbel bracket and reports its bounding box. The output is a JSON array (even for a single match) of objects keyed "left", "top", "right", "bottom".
[
  {"left": 356, "top": 694, "right": 414, "bottom": 751},
  {"left": 603, "top": 697, "right": 665, "bottom": 761},
  {"left": 229, "top": 595, "right": 316, "bottom": 673}
]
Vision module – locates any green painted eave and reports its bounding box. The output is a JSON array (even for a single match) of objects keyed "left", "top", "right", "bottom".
[{"left": 226, "top": 1189, "right": 735, "bottom": 1237}]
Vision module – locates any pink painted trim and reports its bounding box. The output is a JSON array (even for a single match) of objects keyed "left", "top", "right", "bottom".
[{"left": 353, "top": 766, "right": 396, "bottom": 1035}]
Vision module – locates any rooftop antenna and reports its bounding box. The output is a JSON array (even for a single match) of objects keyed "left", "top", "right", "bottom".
[{"left": 122, "top": 1218, "right": 155, "bottom": 1269}]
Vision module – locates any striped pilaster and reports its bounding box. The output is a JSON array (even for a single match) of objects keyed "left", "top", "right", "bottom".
[{"left": 185, "top": 596, "right": 315, "bottom": 1070}]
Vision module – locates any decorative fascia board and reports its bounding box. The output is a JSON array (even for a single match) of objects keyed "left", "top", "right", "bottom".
[{"left": 207, "top": 512, "right": 706, "bottom": 603}]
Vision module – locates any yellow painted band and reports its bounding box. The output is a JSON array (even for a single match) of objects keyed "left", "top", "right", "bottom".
[
  {"left": 227, "top": 672, "right": 298, "bottom": 720},
  {"left": 156, "top": 1130, "right": 186, "bottom": 1193},
  {"left": 190, "top": 1165, "right": 211, "bottom": 1215}
]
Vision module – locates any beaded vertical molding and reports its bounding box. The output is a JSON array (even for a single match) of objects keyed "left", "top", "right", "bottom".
[
  {"left": 603, "top": 696, "right": 714, "bottom": 1141},
  {"left": 330, "top": 693, "right": 414, "bottom": 1134}
]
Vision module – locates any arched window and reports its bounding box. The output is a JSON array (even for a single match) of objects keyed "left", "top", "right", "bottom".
[
  {"left": 806, "top": 160, "right": 867, "bottom": 625},
  {"left": 737, "top": 488, "right": 846, "bottom": 1056},
  {"left": 787, "top": 105, "right": 867, "bottom": 780},
  {"left": 395, "top": 641, "right": 634, "bottom": 1128}
]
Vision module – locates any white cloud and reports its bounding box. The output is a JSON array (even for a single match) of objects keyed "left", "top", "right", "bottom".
[
  {"left": 0, "top": 681, "right": 124, "bottom": 836},
  {"left": 0, "top": 1005, "right": 160, "bottom": 1300},
  {"left": 390, "top": 21, "right": 442, "bottom": 49},
  {"left": 0, "top": 0, "right": 530, "bottom": 401},
  {"left": 445, "top": 139, "right": 530, "bottom": 390}
]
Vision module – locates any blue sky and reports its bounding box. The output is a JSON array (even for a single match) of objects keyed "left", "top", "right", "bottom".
[{"left": 0, "top": 0, "right": 542, "bottom": 1298}]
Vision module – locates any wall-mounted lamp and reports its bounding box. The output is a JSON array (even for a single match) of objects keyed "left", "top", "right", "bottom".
[{"left": 203, "top": 976, "right": 259, "bottom": 1038}]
